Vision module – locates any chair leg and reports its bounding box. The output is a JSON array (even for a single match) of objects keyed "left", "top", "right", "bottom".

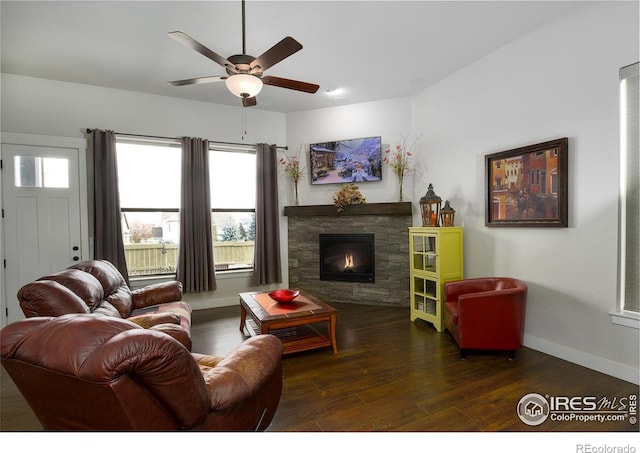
[
  {"left": 508, "top": 350, "right": 516, "bottom": 360},
  {"left": 460, "top": 349, "right": 467, "bottom": 359}
]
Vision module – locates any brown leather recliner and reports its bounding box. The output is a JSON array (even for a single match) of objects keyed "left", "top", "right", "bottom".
[
  {"left": 444, "top": 277, "right": 528, "bottom": 358},
  {"left": 17, "top": 260, "right": 192, "bottom": 350},
  {"left": 0, "top": 314, "right": 283, "bottom": 431}
]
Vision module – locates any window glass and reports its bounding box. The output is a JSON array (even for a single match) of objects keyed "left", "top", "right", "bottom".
[
  {"left": 209, "top": 150, "right": 256, "bottom": 209},
  {"left": 619, "top": 62, "right": 639, "bottom": 313},
  {"left": 212, "top": 212, "right": 256, "bottom": 271},
  {"left": 209, "top": 149, "right": 256, "bottom": 271},
  {"left": 117, "top": 142, "right": 181, "bottom": 209},
  {"left": 122, "top": 211, "right": 180, "bottom": 276},
  {"left": 117, "top": 140, "right": 181, "bottom": 277},
  {"left": 14, "top": 156, "right": 69, "bottom": 188}
]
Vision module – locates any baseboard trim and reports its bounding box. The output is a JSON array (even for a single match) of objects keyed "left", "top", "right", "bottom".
[
  {"left": 524, "top": 334, "right": 639, "bottom": 385},
  {"left": 189, "top": 296, "right": 238, "bottom": 311}
]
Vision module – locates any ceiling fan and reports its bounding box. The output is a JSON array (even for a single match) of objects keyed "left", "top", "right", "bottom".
[{"left": 168, "top": 0, "right": 319, "bottom": 107}]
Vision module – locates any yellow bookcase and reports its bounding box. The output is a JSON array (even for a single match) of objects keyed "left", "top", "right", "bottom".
[{"left": 409, "top": 226, "right": 464, "bottom": 332}]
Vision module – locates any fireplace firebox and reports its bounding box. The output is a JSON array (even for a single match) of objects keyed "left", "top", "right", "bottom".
[{"left": 319, "top": 234, "right": 375, "bottom": 283}]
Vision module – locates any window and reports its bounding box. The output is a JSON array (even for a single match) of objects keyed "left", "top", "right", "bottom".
[
  {"left": 209, "top": 147, "right": 256, "bottom": 271},
  {"left": 616, "top": 62, "right": 639, "bottom": 323},
  {"left": 116, "top": 137, "right": 256, "bottom": 278},
  {"left": 14, "top": 156, "right": 69, "bottom": 188},
  {"left": 116, "top": 139, "right": 181, "bottom": 277}
]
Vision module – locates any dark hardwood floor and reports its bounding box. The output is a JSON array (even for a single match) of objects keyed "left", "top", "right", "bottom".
[{"left": 1, "top": 302, "right": 638, "bottom": 434}]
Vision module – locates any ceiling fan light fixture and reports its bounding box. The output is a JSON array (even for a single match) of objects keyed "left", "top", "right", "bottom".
[{"left": 225, "top": 74, "right": 263, "bottom": 98}]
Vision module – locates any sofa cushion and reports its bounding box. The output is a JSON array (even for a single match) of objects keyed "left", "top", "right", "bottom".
[
  {"left": 37, "top": 269, "right": 104, "bottom": 312},
  {"left": 129, "top": 301, "right": 191, "bottom": 334},
  {"left": 92, "top": 301, "right": 122, "bottom": 318},
  {"left": 128, "top": 312, "right": 181, "bottom": 329},
  {"left": 104, "top": 287, "right": 134, "bottom": 318},
  {"left": 71, "top": 260, "right": 133, "bottom": 317},
  {"left": 18, "top": 280, "right": 91, "bottom": 317}
]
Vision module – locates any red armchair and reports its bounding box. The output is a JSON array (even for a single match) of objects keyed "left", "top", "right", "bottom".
[{"left": 444, "top": 277, "right": 527, "bottom": 358}]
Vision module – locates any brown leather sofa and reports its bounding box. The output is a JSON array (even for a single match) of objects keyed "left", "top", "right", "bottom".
[
  {"left": 444, "top": 277, "right": 528, "bottom": 358},
  {"left": 0, "top": 314, "right": 283, "bottom": 431},
  {"left": 16, "top": 260, "right": 192, "bottom": 350}
]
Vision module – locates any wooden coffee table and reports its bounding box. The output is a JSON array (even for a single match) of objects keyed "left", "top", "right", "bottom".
[{"left": 239, "top": 289, "right": 338, "bottom": 355}]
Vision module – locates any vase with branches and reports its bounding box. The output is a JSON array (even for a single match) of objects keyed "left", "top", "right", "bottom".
[
  {"left": 383, "top": 135, "right": 415, "bottom": 201},
  {"left": 279, "top": 150, "right": 304, "bottom": 205}
]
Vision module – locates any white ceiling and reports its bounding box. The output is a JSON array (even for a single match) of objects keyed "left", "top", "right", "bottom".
[{"left": 1, "top": 1, "right": 590, "bottom": 113}]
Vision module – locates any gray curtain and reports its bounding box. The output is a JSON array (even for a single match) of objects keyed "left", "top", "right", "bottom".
[
  {"left": 252, "top": 143, "right": 282, "bottom": 286},
  {"left": 91, "top": 129, "right": 129, "bottom": 282},
  {"left": 177, "top": 137, "right": 216, "bottom": 292}
]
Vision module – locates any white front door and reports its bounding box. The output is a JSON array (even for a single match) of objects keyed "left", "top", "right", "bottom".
[{"left": 1, "top": 134, "right": 88, "bottom": 326}]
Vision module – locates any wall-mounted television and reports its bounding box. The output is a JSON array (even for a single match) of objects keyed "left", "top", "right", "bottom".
[{"left": 309, "top": 136, "right": 382, "bottom": 185}]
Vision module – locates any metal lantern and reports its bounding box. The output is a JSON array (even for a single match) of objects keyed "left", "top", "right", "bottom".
[
  {"left": 419, "top": 183, "right": 442, "bottom": 226},
  {"left": 440, "top": 200, "right": 456, "bottom": 227}
]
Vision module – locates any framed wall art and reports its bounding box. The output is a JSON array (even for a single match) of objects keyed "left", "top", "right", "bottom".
[{"left": 485, "top": 137, "right": 568, "bottom": 227}]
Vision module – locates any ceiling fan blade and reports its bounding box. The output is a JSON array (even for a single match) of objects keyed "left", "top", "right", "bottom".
[
  {"left": 168, "top": 31, "right": 233, "bottom": 69},
  {"left": 168, "top": 76, "right": 226, "bottom": 86},
  {"left": 242, "top": 96, "right": 257, "bottom": 107},
  {"left": 250, "top": 36, "right": 302, "bottom": 73},
  {"left": 262, "top": 75, "right": 319, "bottom": 94}
]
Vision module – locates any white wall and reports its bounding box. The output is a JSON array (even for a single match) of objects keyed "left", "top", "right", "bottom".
[
  {"left": 285, "top": 97, "right": 414, "bottom": 207},
  {"left": 1, "top": 73, "right": 285, "bottom": 143},
  {"left": 410, "top": 2, "right": 639, "bottom": 383},
  {"left": 1, "top": 74, "right": 287, "bottom": 309}
]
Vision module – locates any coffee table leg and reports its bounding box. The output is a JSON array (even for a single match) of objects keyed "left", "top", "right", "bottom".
[
  {"left": 329, "top": 314, "right": 338, "bottom": 354},
  {"left": 239, "top": 303, "right": 247, "bottom": 332}
]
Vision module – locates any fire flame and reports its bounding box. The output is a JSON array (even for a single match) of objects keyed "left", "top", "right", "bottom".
[{"left": 344, "top": 254, "right": 354, "bottom": 269}]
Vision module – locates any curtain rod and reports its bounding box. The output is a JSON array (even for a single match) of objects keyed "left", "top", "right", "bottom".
[{"left": 85, "top": 129, "right": 288, "bottom": 151}]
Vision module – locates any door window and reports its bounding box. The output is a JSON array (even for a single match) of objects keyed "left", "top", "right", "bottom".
[{"left": 14, "top": 156, "right": 69, "bottom": 188}]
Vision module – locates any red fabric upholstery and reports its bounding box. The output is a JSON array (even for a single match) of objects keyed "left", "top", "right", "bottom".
[
  {"left": 0, "top": 314, "right": 283, "bottom": 431},
  {"left": 444, "top": 277, "right": 527, "bottom": 357}
]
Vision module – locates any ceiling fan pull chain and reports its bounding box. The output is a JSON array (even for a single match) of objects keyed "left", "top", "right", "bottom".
[{"left": 241, "top": 106, "right": 247, "bottom": 140}]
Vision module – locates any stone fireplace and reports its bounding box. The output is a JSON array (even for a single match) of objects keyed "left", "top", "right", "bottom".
[{"left": 285, "top": 202, "right": 411, "bottom": 307}]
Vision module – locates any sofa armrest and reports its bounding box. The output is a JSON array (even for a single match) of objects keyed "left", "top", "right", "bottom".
[
  {"left": 196, "top": 335, "right": 283, "bottom": 411},
  {"left": 148, "top": 323, "right": 192, "bottom": 351},
  {"left": 131, "top": 281, "right": 183, "bottom": 309}
]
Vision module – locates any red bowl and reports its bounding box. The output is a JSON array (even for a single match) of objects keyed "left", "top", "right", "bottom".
[{"left": 268, "top": 289, "right": 300, "bottom": 303}]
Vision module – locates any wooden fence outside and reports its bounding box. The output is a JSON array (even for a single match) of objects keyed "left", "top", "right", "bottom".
[{"left": 124, "top": 241, "right": 254, "bottom": 275}]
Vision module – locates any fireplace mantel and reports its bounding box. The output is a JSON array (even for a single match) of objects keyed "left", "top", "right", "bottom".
[{"left": 284, "top": 202, "right": 412, "bottom": 217}]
